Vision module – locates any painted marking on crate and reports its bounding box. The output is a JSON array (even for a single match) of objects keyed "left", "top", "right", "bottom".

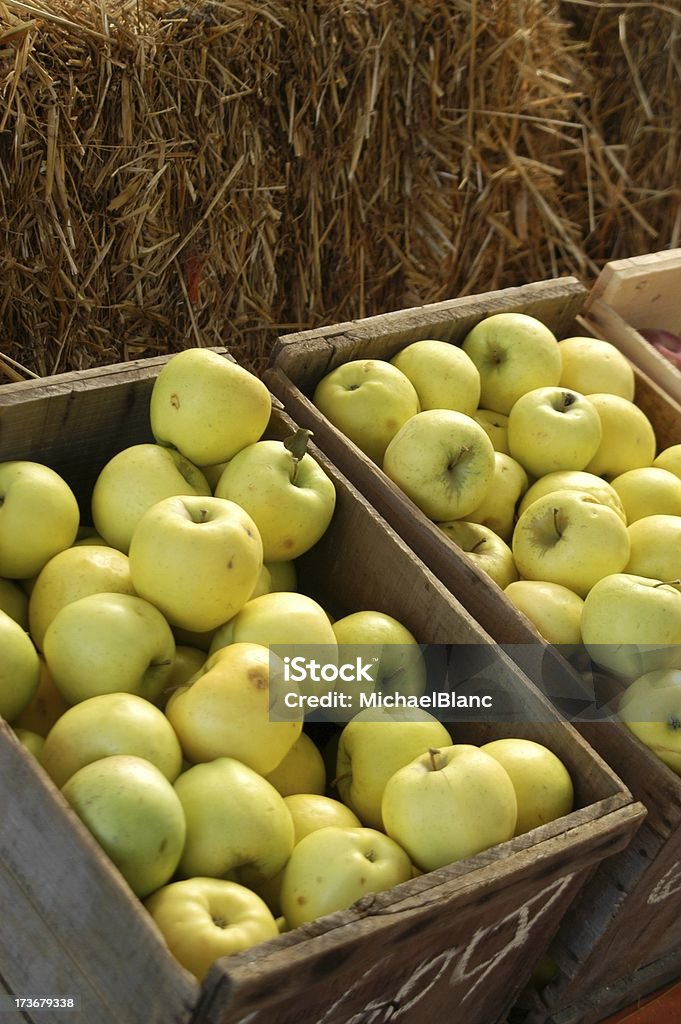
[{"left": 647, "top": 860, "right": 681, "bottom": 905}]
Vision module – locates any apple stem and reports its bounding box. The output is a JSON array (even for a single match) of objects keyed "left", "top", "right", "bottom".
[
  {"left": 552, "top": 507, "right": 563, "bottom": 540},
  {"left": 654, "top": 579, "right": 681, "bottom": 589},
  {"left": 428, "top": 747, "right": 441, "bottom": 771},
  {"left": 669, "top": 716, "right": 681, "bottom": 730},
  {"left": 284, "top": 428, "right": 313, "bottom": 484}
]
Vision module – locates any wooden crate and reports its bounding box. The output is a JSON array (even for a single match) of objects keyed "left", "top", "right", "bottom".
[
  {"left": 583, "top": 248, "right": 681, "bottom": 406},
  {"left": 0, "top": 355, "right": 642, "bottom": 1024},
  {"left": 264, "top": 278, "right": 681, "bottom": 1015}
]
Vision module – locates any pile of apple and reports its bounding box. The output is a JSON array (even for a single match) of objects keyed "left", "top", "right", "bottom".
[
  {"left": 312, "top": 315, "right": 681, "bottom": 776},
  {"left": 0, "top": 347, "right": 575, "bottom": 983}
]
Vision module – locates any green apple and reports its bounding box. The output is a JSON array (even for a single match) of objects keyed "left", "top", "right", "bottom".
[
  {"left": 581, "top": 573, "right": 681, "bottom": 679},
  {"left": 626, "top": 515, "right": 681, "bottom": 581},
  {"left": 437, "top": 521, "right": 518, "bottom": 590},
  {"left": 145, "top": 877, "right": 279, "bottom": 981},
  {"left": 610, "top": 468, "right": 681, "bottom": 524},
  {"left": 13, "top": 727, "right": 45, "bottom": 758},
  {"left": 13, "top": 656, "right": 69, "bottom": 736},
  {"left": 128, "top": 494, "right": 263, "bottom": 632},
  {"left": 653, "top": 445, "right": 681, "bottom": 480},
  {"left": 91, "top": 443, "right": 211, "bottom": 554},
  {"left": 461, "top": 312, "right": 561, "bottom": 415},
  {"left": 280, "top": 825, "right": 412, "bottom": 928},
  {"left": 165, "top": 642, "right": 301, "bottom": 772},
  {"left": 214, "top": 431, "right": 336, "bottom": 561},
  {"left": 474, "top": 409, "right": 510, "bottom": 454},
  {"left": 28, "top": 544, "right": 136, "bottom": 651},
  {"left": 465, "top": 452, "right": 529, "bottom": 541},
  {"left": 383, "top": 409, "right": 495, "bottom": 521},
  {"left": 504, "top": 580, "right": 584, "bottom": 647},
  {"left": 0, "top": 608, "right": 41, "bottom": 723},
  {"left": 390, "top": 339, "right": 481, "bottom": 415},
  {"left": 174, "top": 756, "right": 294, "bottom": 884},
  {"left": 312, "top": 358, "right": 420, "bottom": 464},
  {"left": 335, "top": 707, "right": 452, "bottom": 829},
  {"left": 618, "top": 668, "right": 681, "bottom": 774},
  {"left": 264, "top": 731, "right": 327, "bottom": 796},
  {"left": 331, "top": 610, "right": 427, "bottom": 708},
  {"left": 61, "top": 754, "right": 186, "bottom": 898},
  {"left": 40, "top": 692, "right": 183, "bottom": 789},
  {"left": 585, "top": 394, "right": 656, "bottom": 478},
  {"left": 284, "top": 793, "right": 362, "bottom": 841},
  {"left": 0, "top": 577, "right": 29, "bottom": 629},
  {"left": 517, "top": 470, "right": 626, "bottom": 522},
  {"left": 481, "top": 738, "right": 574, "bottom": 835},
  {"left": 558, "top": 336, "right": 635, "bottom": 400},
  {"left": 149, "top": 348, "right": 272, "bottom": 466},
  {"left": 43, "top": 592, "right": 176, "bottom": 705},
  {"left": 381, "top": 744, "right": 517, "bottom": 871},
  {"left": 512, "top": 489, "right": 630, "bottom": 598},
  {"left": 507, "top": 387, "right": 602, "bottom": 478},
  {"left": 0, "top": 460, "right": 80, "bottom": 579}
]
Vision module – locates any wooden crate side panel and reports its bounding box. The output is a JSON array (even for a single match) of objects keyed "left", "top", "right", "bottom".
[
  {"left": 271, "top": 279, "right": 587, "bottom": 393},
  {"left": 193, "top": 807, "right": 640, "bottom": 1024},
  {"left": 0, "top": 724, "right": 197, "bottom": 1024},
  {"left": 587, "top": 249, "right": 681, "bottom": 335}
]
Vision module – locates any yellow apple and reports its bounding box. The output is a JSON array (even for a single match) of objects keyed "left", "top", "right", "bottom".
[
  {"left": 618, "top": 668, "right": 681, "bottom": 774},
  {"left": 0, "top": 460, "right": 80, "bottom": 579},
  {"left": 166, "top": 642, "right": 301, "bottom": 773},
  {"left": 266, "top": 560, "right": 298, "bottom": 592},
  {"left": 264, "top": 731, "right": 326, "bottom": 796},
  {"left": 284, "top": 793, "right": 362, "bottom": 841},
  {"left": 610, "top": 467, "right": 681, "bottom": 524},
  {"left": 0, "top": 608, "right": 41, "bottom": 724},
  {"left": 13, "top": 727, "right": 45, "bottom": 758},
  {"left": 13, "top": 656, "right": 70, "bottom": 736},
  {"left": 474, "top": 409, "right": 510, "bottom": 454},
  {"left": 145, "top": 878, "right": 279, "bottom": 981},
  {"left": 626, "top": 515, "right": 681, "bottom": 581},
  {"left": 653, "top": 444, "right": 681, "bottom": 480},
  {"left": 517, "top": 470, "right": 626, "bottom": 522},
  {"left": 149, "top": 348, "right": 272, "bottom": 466},
  {"left": 465, "top": 452, "right": 529, "bottom": 541},
  {"left": 0, "top": 577, "right": 29, "bottom": 629},
  {"left": 508, "top": 386, "right": 602, "bottom": 478},
  {"left": 504, "top": 580, "right": 584, "bottom": 648},
  {"left": 585, "top": 394, "right": 656, "bottom": 478},
  {"left": 437, "top": 520, "right": 518, "bottom": 590},
  {"left": 481, "top": 737, "right": 574, "bottom": 835},
  {"left": 62, "top": 754, "right": 186, "bottom": 898},
  {"left": 558, "top": 336, "right": 635, "bottom": 400},
  {"left": 390, "top": 339, "right": 481, "bottom": 415},
  {"left": 40, "top": 691, "right": 183, "bottom": 788}
]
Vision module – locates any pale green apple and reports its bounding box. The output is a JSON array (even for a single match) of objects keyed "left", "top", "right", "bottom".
[
  {"left": 174, "top": 756, "right": 295, "bottom": 884},
  {"left": 461, "top": 312, "right": 561, "bottom": 415},
  {"left": 40, "top": 691, "right": 183, "bottom": 788},
  {"left": 91, "top": 443, "right": 211, "bottom": 553},
  {"left": 653, "top": 445, "right": 681, "bottom": 480},
  {"left": 28, "top": 544, "right": 136, "bottom": 651},
  {"left": 128, "top": 494, "right": 263, "bottom": 633},
  {"left": 437, "top": 520, "right": 518, "bottom": 590},
  {"left": 383, "top": 409, "right": 495, "bottom": 521},
  {"left": 610, "top": 468, "right": 681, "bottom": 524},
  {"left": 504, "top": 580, "right": 584, "bottom": 647},
  {"left": 517, "top": 470, "right": 626, "bottom": 521},
  {"left": 382, "top": 744, "right": 517, "bottom": 871},
  {"left": 145, "top": 878, "right": 279, "bottom": 981},
  {"left": 512, "top": 489, "right": 630, "bottom": 598},
  {"left": 264, "top": 731, "right": 327, "bottom": 796},
  {"left": 42, "top": 592, "right": 176, "bottom": 705},
  {"left": 618, "top": 668, "right": 681, "bottom": 774},
  {"left": 481, "top": 738, "right": 574, "bottom": 835},
  {"left": 390, "top": 339, "right": 481, "bottom": 415},
  {"left": 335, "top": 707, "right": 452, "bottom": 829},
  {"left": 626, "top": 515, "right": 681, "bottom": 581},
  {"left": 474, "top": 409, "right": 510, "bottom": 454},
  {"left": 284, "top": 793, "right": 362, "bottom": 841},
  {"left": 558, "top": 336, "right": 635, "bottom": 400},
  {"left": 150, "top": 348, "right": 272, "bottom": 466},
  {"left": 61, "top": 754, "right": 186, "bottom": 898},
  {"left": 0, "top": 577, "right": 29, "bottom": 629},
  {"left": 266, "top": 560, "right": 297, "bottom": 592},
  {"left": 12, "top": 656, "right": 69, "bottom": 736},
  {"left": 507, "top": 386, "right": 602, "bottom": 478},
  {"left": 0, "top": 460, "right": 80, "bottom": 579},
  {"left": 0, "top": 608, "right": 41, "bottom": 723},
  {"left": 214, "top": 433, "right": 336, "bottom": 561},
  {"left": 581, "top": 573, "right": 681, "bottom": 679},
  {"left": 280, "top": 825, "right": 412, "bottom": 928},
  {"left": 165, "top": 642, "right": 301, "bottom": 772},
  {"left": 465, "top": 452, "right": 529, "bottom": 541},
  {"left": 312, "top": 358, "right": 420, "bottom": 464},
  {"left": 585, "top": 394, "right": 657, "bottom": 478}
]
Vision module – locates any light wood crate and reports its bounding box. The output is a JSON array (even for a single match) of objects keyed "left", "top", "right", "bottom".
[
  {"left": 0, "top": 355, "right": 642, "bottom": 1024},
  {"left": 265, "top": 278, "right": 681, "bottom": 1017}
]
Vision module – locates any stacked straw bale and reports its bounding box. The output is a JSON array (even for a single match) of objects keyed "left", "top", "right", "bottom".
[{"left": 0, "top": 0, "right": 679, "bottom": 380}]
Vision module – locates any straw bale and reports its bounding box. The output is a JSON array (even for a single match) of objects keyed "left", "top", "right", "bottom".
[{"left": 0, "top": 1, "right": 679, "bottom": 381}]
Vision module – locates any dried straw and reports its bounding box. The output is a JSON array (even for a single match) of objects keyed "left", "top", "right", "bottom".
[{"left": 0, "top": 1, "right": 679, "bottom": 381}]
